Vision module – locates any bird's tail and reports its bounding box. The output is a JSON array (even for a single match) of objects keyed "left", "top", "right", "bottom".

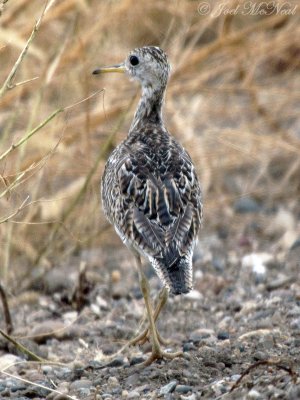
[{"left": 151, "top": 253, "right": 193, "bottom": 295}]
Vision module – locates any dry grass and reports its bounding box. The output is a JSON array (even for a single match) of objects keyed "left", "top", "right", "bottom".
[{"left": 0, "top": 0, "right": 299, "bottom": 289}]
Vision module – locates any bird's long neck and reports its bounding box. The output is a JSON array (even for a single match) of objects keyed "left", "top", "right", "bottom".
[{"left": 129, "top": 85, "right": 166, "bottom": 132}]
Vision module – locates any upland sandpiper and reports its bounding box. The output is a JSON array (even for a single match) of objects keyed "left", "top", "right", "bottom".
[{"left": 93, "top": 46, "right": 202, "bottom": 365}]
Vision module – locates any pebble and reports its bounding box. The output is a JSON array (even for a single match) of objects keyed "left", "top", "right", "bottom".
[
  {"left": 41, "top": 365, "right": 53, "bottom": 374},
  {"left": 10, "top": 383, "right": 27, "bottom": 392},
  {"left": 127, "top": 390, "right": 140, "bottom": 399},
  {"left": 111, "top": 270, "right": 121, "bottom": 283},
  {"left": 42, "top": 269, "right": 74, "bottom": 293},
  {"left": 217, "top": 331, "right": 229, "bottom": 340},
  {"left": 183, "top": 342, "right": 196, "bottom": 352},
  {"left": 30, "top": 320, "right": 72, "bottom": 343},
  {"left": 247, "top": 388, "right": 262, "bottom": 399},
  {"left": 69, "top": 379, "right": 92, "bottom": 391},
  {"left": 189, "top": 328, "right": 215, "bottom": 343},
  {"left": 287, "top": 306, "right": 300, "bottom": 317},
  {"left": 184, "top": 289, "right": 203, "bottom": 301},
  {"left": 242, "top": 253, "right": 273, "bottom": 281},
  {"left": 0, "top": 354, "right": 22, "bottom": 370},
  {"left": 159, "top": 380, "right": 177, "bottom": 395},
  {"left": 180, "top": 394, "right": 197, "bottom": 400},
  {"left": 129, "top": 356, "right": 146, "bottom": 366},
  {"left": 54, "top": 367, "right": 72, "bottom": 380},
  {"left": 106, "top": 356, "right": 124, "bottom": 368},
  {"left": 266, "top": 276, "right": 294, "bottom": 291},
  {"left": 112, "top": 283, "right": 128, "bottom": 299},
  {"left": 231, "top": 374, "right": 241, "bottom": 381},
  {"left": 175, "top": 385, "right": 192, "bottom": 394},
  {"left": 267, "top": 208, "right": 295, "bottom": 235},
  {"left": 290, "top": 317, "right": 300, "bottom": 330},
  {"left": 125, "top": 373, "right": 140, "bottom": 388},
  {"left": 107, "top": 376, "right": 120, "bottom": 388},
  {"left": 253, "top": 351, "right": 267, "bottom": 360},
  {"left": 96, "top": 295, "right": 109, "bottom": 310}
]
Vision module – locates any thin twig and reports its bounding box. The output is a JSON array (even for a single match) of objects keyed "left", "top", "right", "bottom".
[
  {"left": 0, "top": 0, "right": 53, "bottom": 98},
  {"left": 0, "top": 371, "right": 77, "bottom": 400},
  {"left": 0, "top": 328, "right": 45, "bottom": 362},
  {"left": 0, "top": 89, "right": 104, "bottom": 163},
  {"left": 0, "top": 108, "right": 63, "bottom": 162},
  {"left": 0, "top": 195, "right": 30, "bottom": 224},
  {"left": 11, "top": 76, "right": 39, "bottom": 89},
  {"left": 230, "top": 360, "right": 297, "bottom": 392},
  {"left": 0, "top": 282, "right": 13, "bottom": 334}
]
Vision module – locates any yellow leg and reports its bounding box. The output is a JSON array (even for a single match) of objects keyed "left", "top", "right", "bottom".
[
  {"left": 129, "top": 286, "right": 169, "bottom": 347},
  {"left": 135, "top": 256, "right": 183, "bottom": 366}
]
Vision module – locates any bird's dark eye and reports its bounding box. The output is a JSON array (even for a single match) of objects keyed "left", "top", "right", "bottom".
[{"left": 129, "top": 55, "right": 139, "bottom": 66}]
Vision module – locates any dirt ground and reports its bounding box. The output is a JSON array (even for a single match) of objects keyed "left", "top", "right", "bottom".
[{"left": 0, "top": 201, "right": 300, "bottom": 400}]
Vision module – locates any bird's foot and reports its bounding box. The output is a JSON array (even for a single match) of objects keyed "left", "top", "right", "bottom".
[{"left": 142, "top": 346, "right": 183, "bottom": 366}]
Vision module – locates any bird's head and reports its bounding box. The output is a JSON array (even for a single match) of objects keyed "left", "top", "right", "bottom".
[{"left": 93, "top": 46, "right": 170, "bottom": 92}]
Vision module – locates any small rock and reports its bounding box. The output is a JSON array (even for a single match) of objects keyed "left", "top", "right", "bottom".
[
  {"left": 125, "top": 373, "right": 140, "bottom": 388},
  {"left": 217, "top": 331, "right": 229, "bottom": 340},
  {"left": 287, "top": 306, "right": 300, "bottom": 317},
  {"left": 127, "top": 390, "right": 140, "bottom": 399},
  {"left": 184, "top": 289, "right": 203, "bottom": 301},
  {"left": 10, "top": 383, "right": 27, "bottom": 392},
  {"left": 96, "top": 295, "right": 109, "bottom": 310},
  {"left": 247, "top": 388, "right": 262, "bottom": 399},
  {"left": 111, "top": 270, "right": 121, "bottom": 283},
  {"left": 189, "top": 329, "right": 215, "bottom": 344},
  {"left": 41, "top": 365, "right": 53, "bottom": 374},
  {"left": 42, "top": 269, "right": 74, "bottom": 293},
  {"left": 69, "top": 379, "right": 92, "bottom": 391},
  {"left": 130, "top": 356, "right": 146, "bottom": 366},
  {"left": 106, "top": 356, "right": 124, "bottom": 368},
  {"left": 54, "top": 367, "right": 72, "bottom": 380},
  {"left": 111, "top": 283, "right": 127, "bottom": 299},
  {"left": 242, "top": 253, "right": 273, "bottom": 281},
  {"left": 231, "top": 374, "right": 241, "bottom": 382},
  {"left": 180, "top": 394, "right": 197, "bottom": 400},
  {"left": 266, "top": 276, "right": 294, "bottom": 290},
  {"left": 183, "top": 342, "right": 196, "bottom": 352},
  {"left": 30, "top": 320, "right": 72, "bottom": 343},
  {"left": 253, "top": 351, "right": 267, "bottom": 361},
  {"left": 290, "top": 318, "right": 300, "bottom": 330},
  {"left": 91, "top": 303, "right": 101, "bottom": 316},
  {"left": 159, "top": 380, "right": 177, "bottom": 395},
  {"left": 267, "top": 208, "right": 295, "bottom": 235},
  {"left": 0, "top": 354, "right": 22, "bottom": 370},
  {"left": 107, "top": 376, "right": 119, "bottom": 388},
  {"left": 175, "top": 385, "right": 192, "bottom": 394}
]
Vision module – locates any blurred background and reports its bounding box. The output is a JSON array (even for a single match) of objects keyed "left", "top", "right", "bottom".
[{"left": 0, "top": 0, "right": 299, "bottom": 293}]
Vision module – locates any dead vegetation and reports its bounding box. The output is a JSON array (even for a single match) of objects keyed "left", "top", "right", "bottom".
[{"left": 0, "top": 0, "right": 299, "bottom": 293}]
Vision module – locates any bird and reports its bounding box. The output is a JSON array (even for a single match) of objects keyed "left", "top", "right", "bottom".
[{"left": 93, "top": 46, "right": 202, "bottom": 365}]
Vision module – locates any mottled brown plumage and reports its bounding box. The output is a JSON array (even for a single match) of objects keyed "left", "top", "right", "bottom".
[
  {"left": 93, "top": 46, "right": 202, "bottom": 364},
  {"left": 99, "top": 47, "right": 202, "bottom": 295}
]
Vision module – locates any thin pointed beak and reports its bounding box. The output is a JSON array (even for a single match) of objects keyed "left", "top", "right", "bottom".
[{"left": 92, "top": 63, "right": 126, "bottom": 75}]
